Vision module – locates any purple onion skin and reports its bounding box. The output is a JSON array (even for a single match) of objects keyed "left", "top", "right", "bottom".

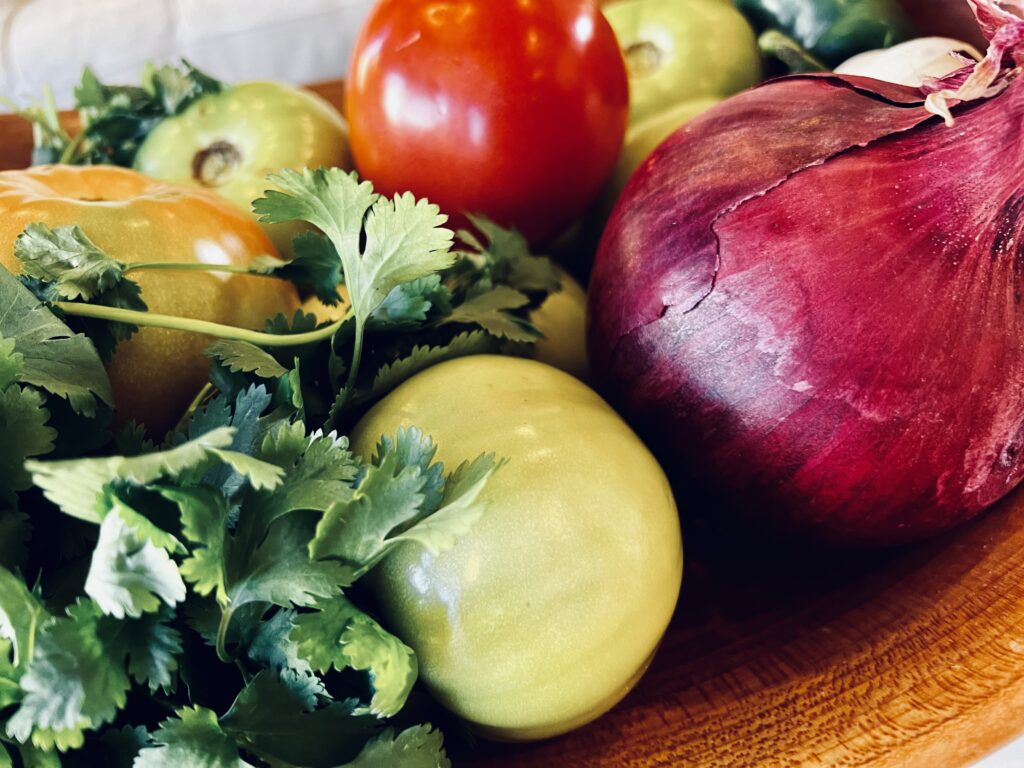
[{"left": 588, "top": 73, "right": 1024, "bottom": 547}]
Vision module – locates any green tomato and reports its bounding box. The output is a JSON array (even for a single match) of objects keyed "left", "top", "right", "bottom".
[
  {"left": 610, "top": 96, "right": 720, "bottom": 202},
  {"left": 134, "top": 81, "right": 351, "bottom": 255},
  {"left": 531, "top": 268, "right": 589, "bottom": 382},
  {"left": 605, "top": 0, "right": 762, "bottom": 126},
  {"left": 351, "top": 356, "right": 683, "bottom": 741}
]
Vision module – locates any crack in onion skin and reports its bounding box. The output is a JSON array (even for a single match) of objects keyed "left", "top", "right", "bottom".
[{"left": 587, "top": 70, "right": 1024, "bottom": 547}]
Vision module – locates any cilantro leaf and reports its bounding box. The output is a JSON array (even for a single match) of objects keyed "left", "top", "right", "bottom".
[
  {"left": 207, "top": 450, "right": 284, "bottom": 494},
  {"left": 0, "top": 566, "right": 47, "bottom": 668},
  {"left": 443, "top": 285, "right": 537, "bottom": 342},
  {"left": 227, "top": 510, "right": 350, "bottom": 612},
  {"left": 13, "top": 222, "right": 150, "bottom": 361},
  {"left": 105, "top": 489, "right": 186, "bottom": 555},
  {"left": 65, "top": 62, "right": 223, "bottom": 167},
  {"left": 220, "top": 671, "right": 381, "bottom": 767},
  {"left": 311, "top": 428, "right": 501, "bottom": 570},
  {"left": 365, "top": 331, "right": 493, "bottom": 401},
  {"left": 133, "top": 706, "right": 249, "bottom": 768},
  {"left": 344, "top": 725, "right": 451, "bottom": 768},
  {"left": 309, "top": 433, "right": 434, "bottom": 566},
  {"left": 262, "top": 308, "right": 322, "bottom": 337},
  {"left": 186, "top": 385, "right": 276, "bottom": 499},
  {"left": 353, "top": 193, "right": 455, "bottom": 324},
  {"left": 246, "top": 609, "right": 325, "bottom": 710},
  {"left": 113, "top": 609, "right": 182, "bottom": 694},
  {"left": 291, "top": 595, "right": 417, "bottom": 718},
  {"left": 60, "top": 276, "right": 148, "bottom": 362},
  {"left": 27, "top": 428, "right": 234, "bottom": 524},
  {"left": 85, "top": 511, "right": 187, "bottom": 619},
  {"left": 0, "top": 385, "right": 56, "bottom": 503},
  {"left": 371, "top": 276, "right": 451, "bottom": 328},
  {"left": 6, "top": 602, "right": 130, "bottom": 751},
  {"left": 390, "top": 452, "right": 504, "bottom": 556},
  {"left": 253, "top": 169, "right": 376, "bottom": 262},
  {"left": 260, "top": 231, "right": 344, "bottom": 306},
  {"left": 3, "top": 742, "right": 61, "bottom": 768},
  {"left": 113, "top": 422, "right": 156, "bottom": 456},
  {"left": 14, "top": 224, "right": 126, "bottom": 302},
  {"left": 164, "top": 423, "right": 359, "bottom": 629},
  {"left": 144, "top": 60, "right": 224, "bottom": 115},
  {"left": 0, "top": 265, "right": 112, "bottom": 416},
  {"left": 159, "top": 487, "right": 229, "bottom": 605},
  {"left": 377, "top": 428, "right": 445, "bottom": 513},
  {"left": 254, "top": 423, "right": 358, "bottom": 524},
  {"left": 0, "top": 639, "right": 21, "bottom": 709},
  {"left": 0, "top": 336, "right": 23, "bottom": 391},
  {"left": 205, "top": 341, "right": 287, "bottom": 380},
  {"left": 27, "top": 426, "right": 281, "bottom": 524},
  {"left": 253, "top": 170, "right": 455, "bottom": 396},
  {"left": 462, "top": 213, "right": 560, "bottom": 293}
]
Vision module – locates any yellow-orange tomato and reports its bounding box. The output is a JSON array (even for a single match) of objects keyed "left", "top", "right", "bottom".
[{"left": 0, "top": 165, "right": 299, "bottom": 433}]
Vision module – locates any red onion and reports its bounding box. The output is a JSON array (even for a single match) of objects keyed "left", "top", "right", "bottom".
[{"left": 588, "top": 0, "right": 1024, "bottom": 546}]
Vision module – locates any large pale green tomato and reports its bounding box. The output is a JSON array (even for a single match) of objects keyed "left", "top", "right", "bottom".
[
  {"left": 605, "top": 0, "right": 762, "bottom": 126},
  {"left": 351, "top": 356, "right": 682, "bottom": 741},
  {"left": 134, "top": 81, "right": 350, "bottom": 254}
]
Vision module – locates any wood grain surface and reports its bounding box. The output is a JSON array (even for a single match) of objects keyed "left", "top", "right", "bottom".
[{"left": 1, "top": 4, "right": 1016, "bottom": 767}]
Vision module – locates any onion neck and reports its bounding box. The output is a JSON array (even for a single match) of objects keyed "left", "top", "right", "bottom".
[{"left": 923, "top": 0, "right": 1024, "bottom": 125}]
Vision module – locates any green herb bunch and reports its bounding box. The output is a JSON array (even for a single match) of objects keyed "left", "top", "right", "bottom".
[{"left": 0, "top": 168, "right": 560, "bottom": 767}]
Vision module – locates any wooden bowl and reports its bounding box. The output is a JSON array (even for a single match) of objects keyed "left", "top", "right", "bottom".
[{"left": 2, "top": 6, "right": 1018, "bottom": 765}]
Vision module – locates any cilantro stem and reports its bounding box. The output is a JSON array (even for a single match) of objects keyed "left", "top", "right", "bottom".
[
  {"left": 57, "top": 130, "right": 88, "bottom": 164},
  {"left": 173, "top": 382, "right": 216, "bottom": 434},
  {"left": 345, "top": 318, "right": 366, "bottom": 396},
  {"left": 55, "top": 302, "right": 348, "bottom": 348},
  {"left": 216, "top": 608, "right": 235, "bottom": 663},
  {"left": 123, "top": 262, "right": 261, "bottom": 275}
]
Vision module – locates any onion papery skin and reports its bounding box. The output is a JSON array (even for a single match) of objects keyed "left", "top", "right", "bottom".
[{"left": 588, "top": 72, "right": 1024, "bottom": 547}]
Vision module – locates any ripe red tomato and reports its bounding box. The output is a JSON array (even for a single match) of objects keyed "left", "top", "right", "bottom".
[{"left": 346, "top": 0, "right": 629, "bottom": 244}]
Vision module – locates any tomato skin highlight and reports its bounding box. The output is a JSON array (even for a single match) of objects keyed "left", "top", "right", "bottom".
[
  {"left": 346, "top": 0, "right": 630, "bottom": 244},
  {"left": 352, "top": 356, "right": 682, "bottom": 740},
  {"left": 0, "top": 165, "right": 299, "bottom": 434}
]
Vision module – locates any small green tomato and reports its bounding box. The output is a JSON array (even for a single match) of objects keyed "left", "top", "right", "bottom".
[
  {"left": 605, "top": 0, "right": 762, "bottom": 126},
  {"left": 134, "top": 81, "right": 351, "bottom": 254},
  {"left": 610, "top": 96, "right": 720, "bottom": 202},
  {"left": 532, "top": 268, "right": 589, "bottom": 381}
]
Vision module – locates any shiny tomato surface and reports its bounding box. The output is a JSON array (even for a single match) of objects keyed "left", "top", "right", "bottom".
[{"left": 346, "top": 0, "right": 629, "bottom": 244}]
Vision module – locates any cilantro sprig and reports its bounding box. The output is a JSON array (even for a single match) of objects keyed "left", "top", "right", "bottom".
[{"left": 1, "top": 386, "right": 485, "bottom": 765}]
